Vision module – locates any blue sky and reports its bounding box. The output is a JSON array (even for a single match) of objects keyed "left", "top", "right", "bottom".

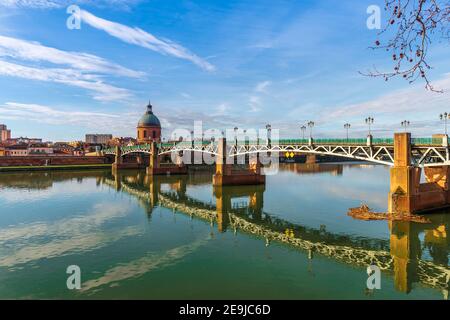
[{"left": 0, "top": 0, "right": 449, "bottom": 141}]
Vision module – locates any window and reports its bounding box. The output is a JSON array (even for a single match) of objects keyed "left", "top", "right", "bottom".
[
  {"left": 144, "top": 130, "right": 147, "bottom": 138},
  {"left": 137, "top": 131, "right": 140, "bottom": 138},
  {"left": 153, "top": 131, "right": 156, "bottom": 138}
]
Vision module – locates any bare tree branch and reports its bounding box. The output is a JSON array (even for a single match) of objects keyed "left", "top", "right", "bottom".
[{"left": 362, "top": 0, "right": 450, "bottom": 92}]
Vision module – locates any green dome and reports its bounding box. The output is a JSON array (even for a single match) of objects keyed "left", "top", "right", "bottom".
[{"left": 138, "top": 102, "right": 161, "bottom": 127}]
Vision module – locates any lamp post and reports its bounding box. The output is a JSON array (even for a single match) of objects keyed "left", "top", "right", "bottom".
[
  {"left": 190, "top": 130, "right": 194, "bottom": 148},
  {"left": 440, "top": 113, "right": 449, "bottom": 135},
  {"left": 301, "top": 125, "right": 306, "bottom": 140},
  {"left": 401, "top": 120, "right": 410, "bottom": 133},
  {"left": 266, "top": 124, "right": 272, "bottom": 147},
  {"left": 234, "top": 126, "right": 238, "bottom": 147},
  {"left": 307, "top": 121, "right": 314, "bottom": 138},
  {"left": 365, "top": 117, "right": 374, "bottom": 136},
  {"left": 344, "top": 123, "right": 351, "bottom": 141}
]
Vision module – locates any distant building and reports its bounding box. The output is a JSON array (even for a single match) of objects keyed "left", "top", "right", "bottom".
[
  {"left": 5, "top": 145, "right": 29, "bottom": 156},
  {"left": 73, "top": 148, "right": 85, "bottom": 156},
  {"left": 137, "top": 101, "right": 161, "bottom": 143},
  {"left": 0, "top": 124, "right": 11, "bottom": 142},
  {"left": 6, "top": 137, "right": 42, "bottom": 145},
  {"left": 28, "top": 144, "right": 54, "bottom": 155},
  {"left": 108, "top": 137, "right": 137, "bottom": 147},
  {"left": 85, "top": 134, "right": 113, "bottom": 145}
]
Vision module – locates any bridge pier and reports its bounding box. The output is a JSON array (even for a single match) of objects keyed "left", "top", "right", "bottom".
[
  {"left": 146, "top": 142, "right": 187, "bottom": 175},
  {"left": 112, "top": 145, "right": 147, "bottom": 170},
  {"left": 112, "top": 146, "right": 123, "bottom": 171},
  {"left": 212, "top": 138, "right": 265, "bottom": 186},
  {"left": 305, "top": 154, "right": 317, "bottom": 164},
  {"left": 389, "top": 133, "right": 450, "bottom": 214}
]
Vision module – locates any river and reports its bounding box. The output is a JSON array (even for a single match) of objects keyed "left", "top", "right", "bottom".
[{"left": 0, "top": 163, "right": 448, "bottom": 299}]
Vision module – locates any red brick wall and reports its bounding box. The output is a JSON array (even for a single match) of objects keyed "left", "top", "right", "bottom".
[{"left": 0, "top": 156, "right": 111, "bottom": 167}]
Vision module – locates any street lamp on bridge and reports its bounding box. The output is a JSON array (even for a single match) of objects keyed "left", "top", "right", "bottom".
[
  {"left": 344, "top": 123, "right": 351, "bottom": 141},
  {"left": 307, "top": 121, "right": 314, "bottom": 138},
  {"left": 401, "top": 120, "right": 410, "bottom": 132},
  {"left": 266, "top": 124, "right": 272, "bottom": 147},
  {"left": 300, "top": 125, "right": 306, "bottom": 140},
  {"left": 365, "top": 117, "right": 374, "bottom": 136},
  {"left": 440, "top": 113, "right": 449, "bottom": 135},
  {"left": 234, "top": 126, "right": 238, "bottom": 147}
]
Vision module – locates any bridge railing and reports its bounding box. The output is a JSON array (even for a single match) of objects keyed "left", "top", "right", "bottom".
[
  {"left": 103, "top": 136, "right": 446, "bottom": 155},
  {"left": 411, "top": 138, "right": 444, "bottom": 146}
]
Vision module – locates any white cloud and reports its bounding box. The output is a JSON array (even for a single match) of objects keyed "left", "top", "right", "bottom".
[
  {"left": 0, "top": 60, "right": 132, "bottom": 101},
  {"left": 214, "top": 103, "right": 228, "bottom": 115},
  {"left": 249, "top": 96, "right": 261, "bottom": 112},
  {"left": 0, "top": 0, "right": 60, "bottom": 8},
  {"left": 0, "top": 100, "right": 247, "bottom": 140},
  {"left": 0, "top": 0, "right": 140, "bottom": 9},
  {"left": 0, "top": 35, "right": 143, "bottom": 101},
  {"left": 79, "top": 9, "right": 216, "bottom": 72},
  {"left": 325, "top": 74, "right": 450, "bottom": 120},
  {"left": 0, "top": 35, "right": 144, "bottom": 78},
  {"left": 0, "top": 101, "right": 124, "bottom": 128},
  {"left": 255, "top": 80, "right": 271, "bottom": 93}
]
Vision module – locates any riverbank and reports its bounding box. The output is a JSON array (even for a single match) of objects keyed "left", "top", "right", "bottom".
[{"left": 0, "top": 164, "right": 112, "bottom": 173}]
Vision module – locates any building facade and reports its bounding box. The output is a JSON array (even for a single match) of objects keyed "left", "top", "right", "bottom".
[
  {"left": 0, "top": 124, "right": 11, "bottom": 142},
  {"left": 28, "top": 145, "right": 54, "bottom": 155},
  {"left": 5, "top": 145, "right": 29, "bottom": 156},
  {"left": 137, "top": 101, "right": 161, "bottom": 144},
  {"left": 85, "top": 134, "right": 113, "bottom": 145}
]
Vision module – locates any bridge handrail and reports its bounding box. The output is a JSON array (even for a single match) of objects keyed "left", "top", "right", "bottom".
[{"left": 102, "top": 137, "right": 446, "bottom": 155}]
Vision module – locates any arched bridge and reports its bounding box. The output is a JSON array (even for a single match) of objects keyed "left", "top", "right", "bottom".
[{"left": 103, "top": 136, "right": 450, "bottom": 167}]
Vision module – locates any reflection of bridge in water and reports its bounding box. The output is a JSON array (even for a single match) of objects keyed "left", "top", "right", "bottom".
[{"left": 103, "top": 170, "right": 449, "bottom": 298}]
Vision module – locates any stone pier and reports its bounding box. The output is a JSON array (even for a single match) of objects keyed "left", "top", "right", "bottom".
[
  {"left": 305, "top": 154, "right": 317, "bottom": 164},
  {"left": 146, "top": 142, "right": 187, "bottom": 175},
  {"left": 389, "top": 132, "right": 450, "bottom": 214},
  {"left": 212, "top": 138, "right": 265, "bottom": 186},
  {"left": 112, "top": 145, "right": 146, "bottom": 170}
]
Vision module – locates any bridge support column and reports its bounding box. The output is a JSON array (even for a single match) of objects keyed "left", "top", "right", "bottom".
[
  {"left": 388, "top": 133, "right": 421, "bottom": 215},
  {"left": 305, "top": 154, "right": 317, "bottom": 164},
  {"left": 389, "top": 133, "right": 450, "bottom": 214},
  {"left": 147, "top": 142, "right": 187, "bottom": 175},
  {"left": 112, "top": 145, "right": 123, "bottom": 171},
  {"left": 213, "top": 138, "right": 265, "bottom": 186}
]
